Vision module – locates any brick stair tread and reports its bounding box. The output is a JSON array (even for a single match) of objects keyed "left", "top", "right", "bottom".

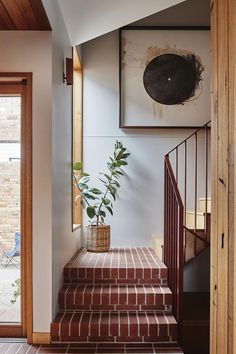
[
  {"left": 59, "top": 284, "right": 172, "bottom": 311},
  {"left": 51, "top": 311, "right": 177, "bottom": 342},
  {"left": 64, "top": 248, "right": 167, "bottom": 284}
]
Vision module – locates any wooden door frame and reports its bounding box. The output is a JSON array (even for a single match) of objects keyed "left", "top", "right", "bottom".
[
  {"left": 210, "top": 1, "right": 236, "bottom": 353},
  {"left": 0, "top": 73, "right": 32, "bottom": 342}
]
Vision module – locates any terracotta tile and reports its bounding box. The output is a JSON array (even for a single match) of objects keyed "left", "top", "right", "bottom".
[
  {"left": 102, "top": 268, "right": 111, "bottom": 278},
  {"left": 119, "top": 268, "right": 126, "bottom": 278},
  {"left": 88, "top": 336, "right": 114, "bottom": 342},
  {"left": 116, "top": 305, "right": 139, "bottom": 311},
  {"left": 116, "top": 336, "right": 142, "bottom": 342}
]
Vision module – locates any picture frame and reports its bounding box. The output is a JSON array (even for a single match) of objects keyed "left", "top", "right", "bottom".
[{"left": 119, "top": 26, "right": 210, "bottom": 129}]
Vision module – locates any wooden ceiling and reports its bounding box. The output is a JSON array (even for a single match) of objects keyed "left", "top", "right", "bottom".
[{"left": 0, "top": 0, "right": 51, "bottom": 30}]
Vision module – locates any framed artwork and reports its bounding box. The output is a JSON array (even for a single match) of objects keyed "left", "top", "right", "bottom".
[{"left": 119, "top": 26, "right": 210, "bottom": 129}]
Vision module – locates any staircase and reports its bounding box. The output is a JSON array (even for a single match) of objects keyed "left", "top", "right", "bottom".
[
  {"left": 51, "top": 247, "right": 183, "bottom": 353},
  {"left": 164, "top": 121, "right": 211, "bottom": 343}
]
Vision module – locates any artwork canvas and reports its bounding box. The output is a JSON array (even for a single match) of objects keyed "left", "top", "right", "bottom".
[{"left": 119, "top": 27, "right": 210, "bottom": 128}]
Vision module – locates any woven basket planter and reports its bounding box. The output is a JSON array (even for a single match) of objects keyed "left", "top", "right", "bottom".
[{"left": 87, "top": 224, "right": 110, "bottom": 252}]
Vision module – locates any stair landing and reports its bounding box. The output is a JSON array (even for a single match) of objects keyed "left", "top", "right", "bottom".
[{"left": 64, "top": 247, "right": 168, "bottom": 285}]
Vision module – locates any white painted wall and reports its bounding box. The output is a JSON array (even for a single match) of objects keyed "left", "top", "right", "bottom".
[
  {"left": 59, "top": 0, "right": 185, "bottom": 45},
  {"left": 82, "top": 30, "right": 210, "bottom": 247},
  {"left": 0, "top": 31, "right": 53, "bottom": 331},
  {"left": 42, "top": 0, "right": 82, "bottom": 321}
]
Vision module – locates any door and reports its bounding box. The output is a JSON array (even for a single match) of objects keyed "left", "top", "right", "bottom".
[{"left": 0, "top": 74, "right": 32, "bottom": 339}]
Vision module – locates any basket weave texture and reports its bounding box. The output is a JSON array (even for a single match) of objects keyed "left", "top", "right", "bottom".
[{"left": 87, "top": 224, "right": 110, "bottom": 252}]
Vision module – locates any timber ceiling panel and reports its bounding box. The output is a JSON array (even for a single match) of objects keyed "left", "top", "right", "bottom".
[{"left": 0, "top": 0, "right": 51, "bottom": 30}]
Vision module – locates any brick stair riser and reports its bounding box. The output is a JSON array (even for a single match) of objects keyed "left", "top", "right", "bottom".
[
  {"left": 51, "top": 335, "right": 177, "bottom": 343},
  {"left": 64, "top": 268, "right": 167, "bottom": 283},
  {"left": 58, "top": 287, "right": 172, "bottom": 312},
  {"left": 63, "top": 278, "right": 168, "bottom": 285},
  {"left": 59, "top": 305, "right": 172, "bottom": 311},
  {"left": 50, "top": 312, "right": 177, "bottom": 343}
]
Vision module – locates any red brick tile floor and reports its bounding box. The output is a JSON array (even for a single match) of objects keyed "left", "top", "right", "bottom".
[{"left": 0, "top": 341, "right": 184, "bottom": 353}]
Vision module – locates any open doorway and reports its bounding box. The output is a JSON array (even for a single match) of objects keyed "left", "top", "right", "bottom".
[{"left": 0, "top": 74, "right": 32, "bottom": 339}]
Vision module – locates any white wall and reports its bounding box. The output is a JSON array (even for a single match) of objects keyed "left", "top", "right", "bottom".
[
  {"left": 82, "top": 0, "right": 210, "bottom": 248},
  {"left": 59, "top": 0, "right": 185, "bottom": 45},
  {"left": 82, "top": 30, "right": 206, "bottom": 246},
  {"left": 42, "top": 0, "right": 81, "bottom": 321},
  {"left": 0, "top": 31, "right": 53, "bottom": 331}
]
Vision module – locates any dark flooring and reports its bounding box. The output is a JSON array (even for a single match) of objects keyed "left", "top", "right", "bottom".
[{"left": 182, "top": 292, "right": 210, "bottom": 354}]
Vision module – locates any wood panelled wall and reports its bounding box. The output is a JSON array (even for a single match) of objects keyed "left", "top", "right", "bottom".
[
  {"left": 210, "top": 0, "right": 236, "bottom": 353},
  {"left": 0, "top": 0, "right": 51, "bottom": 30}
]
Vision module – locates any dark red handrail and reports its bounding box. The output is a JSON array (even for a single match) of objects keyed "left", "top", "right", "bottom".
[
  {"left": 165, "top": 121, "right": 211, "bottom": 260},
  {"left": 164, "top": 155, "right": 184, "bottom": 342},
  {"left": 164, "top": 121, "right": 211, "bottom": 343}
]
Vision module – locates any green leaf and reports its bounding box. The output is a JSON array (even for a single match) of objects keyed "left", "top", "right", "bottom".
[
  {"left": 89, "top": 188, "right": 103, "bottom": 195},
  {"left": 81, "top": 172, "right": 90, "bottom": 177},
  {"left": 111, "top": 180, "right": 120, "bottom": 188},
  {"left": 104, "top": 174, "right": 112, "bottom": 181},
  {"left": 86, "top": 206, "right": 96, "bottom": 219},
  {"left": 110, "top": 192, "right": 116, "bottom": 201},
  {"left": 98, "top": 210, "right": 106, "bottom": 218},
  {"left": 78, "top": 183, "right": 89, "bottom": 190},
  {"left": 79, "top": 176, "right": 90, "bottom": 184},
  {"left": 73, "top": 162, "right": 83, "bottom": 171},
  {"left": 105, "top": 206, "right": 113, "bottom": 215},
  {"left": 123, "top": 153, "right": 130, "bottom": 158},
  {"left": 115, "top": 170, "right": 124, "bottom": 176},
  {"left": 108, "top": 185, "right": 116, "bottom": 194},
  {"left": 114, "top": 148, "right": 123, "bottom": 160},
  {"left": 82, "top": 192, "right": 98, "bottom": 200},
  {"left": 102, "top": 198, "right": 111, "bottom": 205},
  {"left": 112, "top": 162, "right": 120, "bottom": 168},
  {"left": 119, "top": 160, "right": 128, "bottom": 166},
  {"left": 99, "top": 178, "right": 107, "bottom": 185},
  {"left": 101, "top": 216, "right": 105, "bottom": 224}
]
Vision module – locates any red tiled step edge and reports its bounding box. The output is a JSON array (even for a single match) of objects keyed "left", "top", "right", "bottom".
[
  {"left": 51, "top": 311, "right": 177, "bottom": 343},
  {"left": 59, "top": 284, "right": 172, "bottom": 312},
  {"left": 64, "top": 248, "right": 167, "bottom": 285}
]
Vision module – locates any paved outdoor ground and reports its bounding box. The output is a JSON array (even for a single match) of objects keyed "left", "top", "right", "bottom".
[{"left": 0, "top": 256, "right": 20, "bottom": 323}]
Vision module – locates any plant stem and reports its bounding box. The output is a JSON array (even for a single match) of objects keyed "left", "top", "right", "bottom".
[
  {"left": 96, "top": 169, "right": 114, "bottom": 225},
  {"left": 73, "top": 174, "right": 91, "bottom": 207}
]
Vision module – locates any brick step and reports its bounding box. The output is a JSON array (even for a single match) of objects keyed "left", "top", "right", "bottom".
[
  {"left": 64, "top": 248, "right": 167, "bottom": 285},
  {"left": 59, "top": 284, "right": 172, "bottom": 312},
  {"left": 51, "top": 311, "right": 177, "bottom": 343}
]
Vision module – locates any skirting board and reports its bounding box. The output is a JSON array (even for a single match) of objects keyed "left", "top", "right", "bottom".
[{"left": 32, "top": 332, "right": 50, "bottom": 344}]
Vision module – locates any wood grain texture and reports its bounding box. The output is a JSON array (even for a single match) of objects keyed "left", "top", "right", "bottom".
[
  {"left": 210, "top": 0, "right": 236, "bottom": 353},
  {"left": 228, "top": 0, "right": 236, "bottom": 353},
  {"left": 32, "top": 332, "right": 50, "bottom": 344},
  {"left": 210, "top": 5, "right": 218, "bottom": 352},
  {"left": 0, "top": 0, "right": 51, "bottom": 30},
  {"left": 72, "top": 47, "right": 83, "bottom": 229}
]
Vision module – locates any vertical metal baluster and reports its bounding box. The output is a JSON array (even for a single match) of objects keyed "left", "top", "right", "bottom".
[
  {"left": 194, "top": 133, "right": 198, "bottom": 255},
  {"left": 176, "top": 148, "right": 178, "bottom": 185},
  {"left": 205, "top": 125, "right": 208, "bottom": 240},
  {"left": 184, "top": 141, "right": 187, "bottom": 261}
]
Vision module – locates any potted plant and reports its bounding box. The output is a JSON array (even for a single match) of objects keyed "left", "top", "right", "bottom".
[{"left": 73, "top": 141, "right": 130, "bottom": 252}]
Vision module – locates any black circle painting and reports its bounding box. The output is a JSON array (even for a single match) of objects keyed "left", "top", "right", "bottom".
[{"left": 143, "top": 53, "right": 201, "bottom": 105}]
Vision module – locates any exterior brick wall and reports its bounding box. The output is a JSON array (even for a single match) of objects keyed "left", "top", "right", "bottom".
[
  {"left": 0, "top": 96, "right": 20, "bottom": 141},
  {"left": 0, "top": 96, "right": 20, "bottom": 257},
  {"left": 0, "top": 161, "right": 20, "bottom": 255}
]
